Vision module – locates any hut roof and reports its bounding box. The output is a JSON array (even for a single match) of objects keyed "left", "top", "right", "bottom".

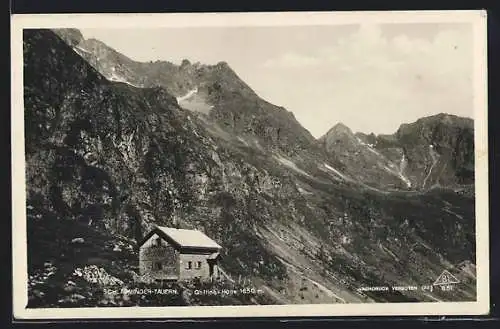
[{"left": 140, "top": 226, "right": 222, "bottom": 250}]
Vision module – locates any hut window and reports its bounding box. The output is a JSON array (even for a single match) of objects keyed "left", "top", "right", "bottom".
[
  {"left": 196, "top": 261, "right": 202, "bottom": 269},
  {"left": 153, "top": 262, "right": 162, "bottom": 270},
  {"left": 154, "top": 237, "right": 161, "bottom": 247},
  {"left": 185, "top": 261, "right": 192, "bottom": 270}
]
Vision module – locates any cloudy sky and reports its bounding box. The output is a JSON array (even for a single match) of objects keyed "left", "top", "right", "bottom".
[{"left": 80, "top": 23, "right": 473, "bottom": 138}]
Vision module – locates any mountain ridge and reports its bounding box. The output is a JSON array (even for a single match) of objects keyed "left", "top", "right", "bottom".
[
  {"left": 53, "top": 29, "right": 474, "bottom": 145},
  {"left": 52, "top": 28, "right": 318, "bottom": 157}
]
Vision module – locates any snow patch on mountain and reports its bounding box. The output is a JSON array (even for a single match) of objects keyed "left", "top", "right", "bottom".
[
  {"left": 297, "top": 187, "right": 313, "bottom": 195},
  {"left": 443, "top": 207, "right": 464, "bottom": 220},
  {"left": 355, "top": 136, "right": 378, "bottom": 151},
  {"left": 322, "top": 163, "right": 352, "bottom": 182},
  {"left": 176, "top": 87, "right": 199, "bottom": 102},
  {"left": 176, "top": 87, "right": 214, "bottom": 114},
  {"left": 237, "top": 136, "right": 250, "bottom": 146},
  {"left": 378, "top": 154, "right": 412, "bottom": 188},
  {"left": 107, "top": 67, "right": 142, "bottom": 88},
  {"left": 391, "top": 153, "right": 412, "bottom": 188},
  {"left": 355, "top": 136, "right": 412, "bottom": 187},
  {"left": 73, "top": 46, "right": 91, "bottom": 55},
  {"left": 273, "top": 155, "right": 313, "bottom": 178},
  {"left": 423, "top": 145, "right": 440, "bottom": 189}
]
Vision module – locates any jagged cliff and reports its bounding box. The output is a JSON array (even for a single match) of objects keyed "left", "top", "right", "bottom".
[{"left": 25, "top": 29, "right": 477, "bottom": 307}]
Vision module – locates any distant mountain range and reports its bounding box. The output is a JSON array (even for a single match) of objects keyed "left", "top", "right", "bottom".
[
  {"left": 24, "top": 28, "right": 477, "bottom": 307},
  {"left": 320, "top": 113, "right": 474, "bottom": 191}
]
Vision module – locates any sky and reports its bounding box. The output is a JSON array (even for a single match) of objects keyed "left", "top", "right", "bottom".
[{"left": 80, "top": 23, "right": 474, "bottom": 138}]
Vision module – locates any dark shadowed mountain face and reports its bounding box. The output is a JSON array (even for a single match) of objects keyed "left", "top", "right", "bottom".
[{"left": 25, "top": 29, "right": 476, "bottom": 308}]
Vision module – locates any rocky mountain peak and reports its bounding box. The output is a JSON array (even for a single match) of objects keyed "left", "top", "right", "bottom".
[
  {"left": 395, "top": 113, "right": 473, "bottom": 146},
  {"left": 180, "top": 59, "right": 191, "bottom": 68},
  {"left": 52, "top": 28, "right": 84, "bottom": 47},
  {"left": 399, "top": 112, "right": 472, "bottom": 131},
  {"left": 327, "top": 122, "right": 354, "bottom": 136},
  {"left": 216, "top": 61, "right": 230, "bottom": 68},
  {"left": 318, "top": 122, "right": 356, "bottom": 148}
]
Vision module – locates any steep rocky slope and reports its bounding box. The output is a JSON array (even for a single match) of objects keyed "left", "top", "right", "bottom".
[
  {"left": 25, "top": 29, "right": 477, "bottom": 307},
  {"left": 319, "top": 123, "right": 412, "bottom": 190}
]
